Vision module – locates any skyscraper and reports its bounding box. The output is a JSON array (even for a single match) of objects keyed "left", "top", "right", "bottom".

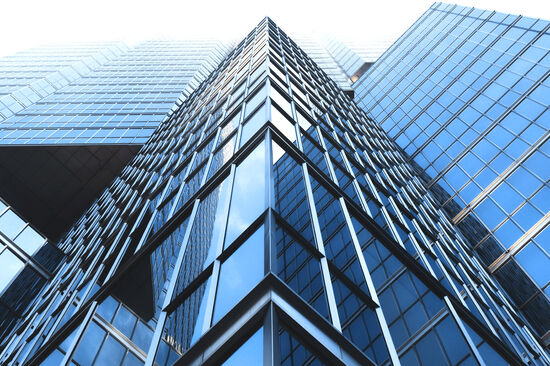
[
  {"left": 0, "top": 40, "right": 230, "bottom": 241},
  {"left": 0, "top": 40, "right": 230, "bottom": 349},
  {"left": 322, "top": 38, "right": 391, "bottom": 82},
  {"left": 1, "top": 17, "right": 547, "bottom": 366},
  {"left": 354, "top": 2, "right": 550, "bottom": 341}
]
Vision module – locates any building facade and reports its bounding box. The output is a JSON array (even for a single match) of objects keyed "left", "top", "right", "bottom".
[
  {"left": 0, "top": 40, "right": 230, "bottom": 241},
  {"left": 0, "top": 197, "right": 64, "bottom": 342},
  {"left": 322, "top": 38, "right": 391, "bottom": 82},
  {"left": 0, "top": 41, "right": 230, "bottom": 348},
  {"left": 0, "top": 17, "right": 548, "bottom": 366},
  {"left": 354, "top": 2, "right": 550, "bottom": 341}
]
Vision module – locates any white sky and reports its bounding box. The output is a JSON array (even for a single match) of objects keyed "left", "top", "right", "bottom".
[{"left": 1, "top": 0, "right": 550, "bottom": 57}]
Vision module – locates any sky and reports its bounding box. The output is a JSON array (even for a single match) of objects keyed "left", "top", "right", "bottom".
[{"left": 1, "top": 0, "right": 550, "bottom": 57}]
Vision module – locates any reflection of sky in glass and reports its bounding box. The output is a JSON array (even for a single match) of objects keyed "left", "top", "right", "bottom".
[
  {"left": 13, "top": 226, "right": 45, "bottom": 255},
  {"left": 240, "top": 105, "right": 266, "bottom": 148},
  {"left": 204, "top": 177, "right": 231, "bottom": 266},
  {"left": 0, "top": 209, "right": 25, "bottom": 239},
  {"left": 222, "top": 327, "right": 263, "bottom": 366},
  {"left": 0, "top": 249, "right": 23, "bottom": 293},
  {"left": 214, "top": 226, "right": 264, "bottom": 323},
  {"left": 271, "top": 105, "right": 296, "bottom": 144},
  {"left": 272, "top": 140, "right": 285, "bottom": 164},
  {"left": 190, "top": 278, "right": 212, "bottom": 345},
  {"left": 224, "top": 141, "right": 265, "bottom": 248}
]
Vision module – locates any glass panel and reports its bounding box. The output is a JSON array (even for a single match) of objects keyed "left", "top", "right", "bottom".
[
  {"left": 240, "top": 104, "right": 267, "bottom": 148},
  {"left": 331, "top": 276, "right": 389, "bottom": 364},
  {"left": 272, "top": 142, "right": 315, "bottom": 245},
  {"left": 278, "top": 324, "right": 326, "bottom": 366},
  {"left": 93, "top": 335, "right": 126, "bottom": 365},
  {"left": 271, "top": 105, "right": 297, "bottom": 144},
  {"left": 122, "top": 352, "right": 144, "bottom": 366},
  {"left": 0, "top": 249, "right": 24, "bottom": 293},
  {"left": 157, "top": 277, "right": 212, "bottom": 364},
  {"left": 13, "top": 226, "right": 45, "bottom": 255},
  {"left": 112, "top": 305, "right": 137, "bottom": 339},
  {"left": 172, "top": 178, "right": 230, "bottom": 298},
  {"left": 275, "top": 224, "right": 329, "bottom": 319},
  {"left": 244, "top": 84, "right": 267, "bottom": 119},
  {"left": 72, "top": 321, "right": 107, "bottom": 366},
  {"left": 221, "top": 327, "right": 263, "bottom": 365},
  {"left": 224, "top": 141, "right": 266, "bottom": 248},
  {"left": 0, "top": 210, "right": 25, "bottom": 239},
  {"left": 151, "top": 216, "right": 190, "bottom": 316},
  {"left": 214, "top": 226, "right": 265, "bottom": 323}
]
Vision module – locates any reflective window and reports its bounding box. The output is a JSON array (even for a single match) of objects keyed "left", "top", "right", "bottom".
[
  {"left": 174, "top": 178, "right": 230, "bottom": 296},
  {"left": 275, "top": 224, "right": 329, "bottom": 319},
  {"left": 278, "top": 324, "right": 326, "bottom": 366},
  {"left": 214, "top": 225, "right": 264, "bottom": 323},
  {"left": 0, "top": 209, "right": 25, "bottom": 239},
  {"left": 224, "top": 141, "right": 266, "bottom": 248},
  {"left": 13, "top": 225, "right": 45, "bottom": 255},
  {"left": 271, "top": 105, "right": 297, "bottom": 144},
  {"left": 0, "top": 249, "right": 24, "bottom": 293},
  {"left": 157, "top": 276, "right": 212, "bottom": 364},
  {"left": 240, "top": 104, "right": 267, "bottom": 148},
  {"left": 221, "top": 327, "right": 263, "bottom": 365}
]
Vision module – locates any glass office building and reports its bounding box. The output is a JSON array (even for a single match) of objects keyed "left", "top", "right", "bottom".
[
  {"left": 0, "top": 41, "right": 230, "bottom": 348},
  {"left": 0, "top": 42, "right": 129, "bottom": 123},
  {"left": 0, "top": 40, "right": 230, "bottom": 241},
  {"left": 354, "top": 2, "right": 550, "bottom": 342},
  {"left": 0, "top": 17, "right": 547, "bottom": 366},
  {"left": 322, "top": 38, "right": 392, "bottom": 82},
  {"left": 295, "top": 38, "right": 354, "bottom": 90}
]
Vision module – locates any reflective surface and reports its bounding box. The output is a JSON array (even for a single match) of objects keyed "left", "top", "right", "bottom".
[{"left": 354, "top": 3, "right": 550, "bottom": 336}]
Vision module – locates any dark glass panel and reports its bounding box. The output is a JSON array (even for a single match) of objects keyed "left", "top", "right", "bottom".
[{"left": 275, "top": 223, "right": 329, "bottom": 319}]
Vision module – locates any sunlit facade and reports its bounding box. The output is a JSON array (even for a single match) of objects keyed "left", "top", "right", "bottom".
[
  {"left": 355, "top": 2, "right": 550, "bottom": 341},
  {"left": 0, "top": 40, "right": 230, "bottom": 345},
  {"left": 0, "top": 40, "right": 231, "bottom": 242},
  {"left": 0, "top": 17, "right": 547, "bottom": 366}
]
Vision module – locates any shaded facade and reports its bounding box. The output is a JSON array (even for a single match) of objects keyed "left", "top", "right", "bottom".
[
  {"left": 354, "top": 2, "right": 550, "bottom": 341},
  {"left": 0, "top": 17, "right": 547, "bottom": 366}
]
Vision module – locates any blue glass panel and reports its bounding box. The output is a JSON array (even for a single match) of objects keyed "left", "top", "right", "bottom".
[
  {"left": 224, "top": 141, "right": 266, "bottom": 248},
  {"left": 278, "top": 325, "right": 327, "bottom": 365},
  {"left": 240, "top": 104, "right": 267, "bottom": 148},
  {"left": 222, "top": 327, "right": 263, "bottom": 365},
  {"left": 122, "top": 352, "right": 144, "bottom": 366},
  {"left": 515, "top": 243, "right": 550, "bottom": 287},
  {"left": 93, "top": 335, "right": 126, "bottom": 366},
  {"left": 214, "top": 226, "right": 264, "bottom": 322},
  {"left": 0, "top": 250, "right": 24, "bottom": 293},
  {"left": 96, "top": 296, "right": 118, "bottom": 323},
  {"left": 112, "top": 305, "right": 137, "bottom": 339},
  {"left": 72, "top": 321, "right": 106, "bottom": 366}
]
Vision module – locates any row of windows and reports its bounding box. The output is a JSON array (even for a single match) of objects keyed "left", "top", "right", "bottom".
[{"left": 2, "top": 18, "right": 546, "bottom": 366}]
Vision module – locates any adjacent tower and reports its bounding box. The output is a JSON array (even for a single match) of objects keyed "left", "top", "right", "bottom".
[
  {"left": 0, "top": 40, "right": 230, "bottom": 241},
  {"left": 0, "top": 40, "right": 231, "bottom": 347},
  {"left": 354, "top": 2, "right": 550, "bottom": 342},
  {"left": 0, "top": 18, "right": 547, "bottom": 365}
]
